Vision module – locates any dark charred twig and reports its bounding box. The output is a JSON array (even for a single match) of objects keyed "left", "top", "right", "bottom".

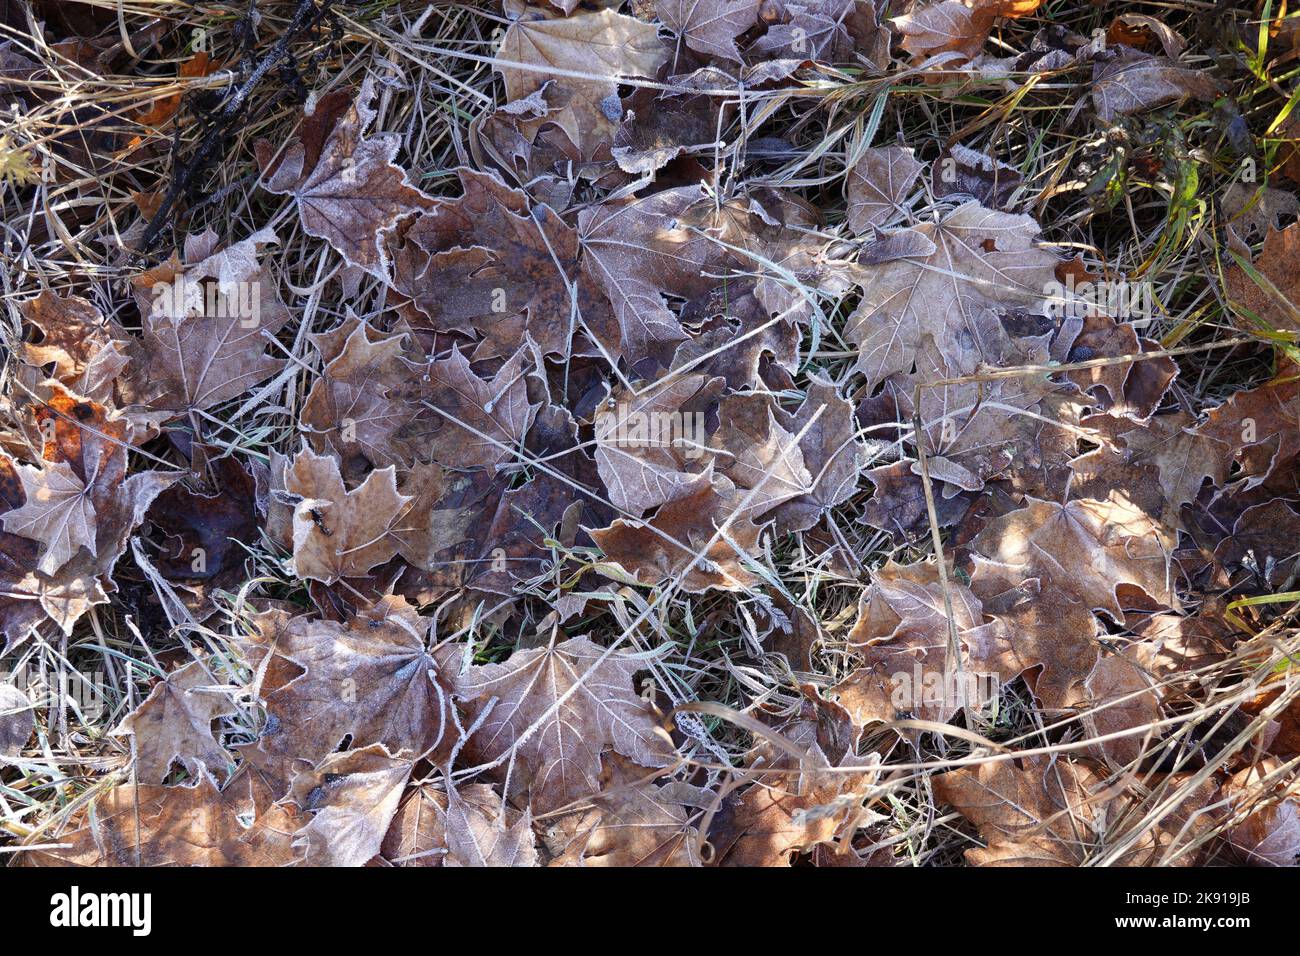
[{"left": 135, "top": 0, "right": 336, "bottom": 255}]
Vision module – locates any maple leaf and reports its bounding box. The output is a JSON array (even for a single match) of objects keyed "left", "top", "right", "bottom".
[
  {"left": 245, "top": 596, "right": 452, "bottom": 795},
  {"left": 546, "top": 754, "right": 707, "bottom": 867},
  {"left": 289, "top": 744, "right": 414, "bottom": 867},
  {"left": 1091, "top": 49, "right": 1221, "bottom": 122},
  {"left": 454, "top": 634, "right": 674, "bottom": 813},
  {"left": 656, "top": 0, "right": 761, "bottom": 62},
  {"left": 752, "top": 0, "right": 887, "bottom": 64},
  {"left": 594, "top": 374, "right": 723, "bottom": 516},
  {"left": 579, "top": 185, "right": 720, "bottom": 363},
  {"left": 284, "top": 446, "right": 411, "bottom": 584},
  {"left": 444, "top": 784, "right": 540, "bottom": 867},
  {"left": 300, "top": 317, "right": 430, "bottom": 473},
  {"left": 0, "top": 683, "right": 33, "bottom": 762},
  {"left": 1219, "top": 760, "right": 1300, "bottom": 866},
  {"left": 846, "top": 202, "right": 1060, "bottom": 387},
  {"left": 933, "top": 755, "right": 1214, "bottom": 865},
  {"left": 423, "top": 344, "right": 539, "bottom": 471},
  {"left": 495, "top": 9, "right": 667, "bottom": 160},
  {"left": 828, "top": 564, "right": 1008, "bottom": 729},
  {"left": 712, "top": 745, "right": 883, "bottom": 866},
  {"left": 591, "top": 483, "right": 766, "bottom": 593},
  {"left": 893, "top": 0, "right": 1040, "bottom": 64},
  {"left": 17, "top": 768, "right": 302, "bottom": 867},
  {"left": 18, "top": 290, "right": 129, "bottom": 403},
  {"left": 1225, "top": 221, "right": 1300, "bottom": 336},
  {"left": 932, "top": 143, "right": 1023, "bottom": 210},
  {"left": 769, "top": 377, "right": 864, "bottom": 531},
  {"left": 391, "top": 168, "right": 614, "bottom": 362},
  {"left": 380, "top": 780, "right": 540, "bottom": 867},
  {"left": 258, "top": 78, "right": 432, "bottom": 278},
  {"left": 968, "top": 496, "right": 1178, "bottom": 707},
  {"left": 846, "top": 146, "right": 923, "bottom": 235},
  {"left": 113, "top": 659, "right": 238, "bottom": 785},
  {"left": 129, "top": 228, "right": 291, "bottom": 414},
  {"left": 381, "top": 783, "right": 449, "bottom": 866},
  {"left": 1194, "top": 370, "right": 1300, "bottom": 487},
  {"left": 1, "top": 459, "right": 96, "bottom": 574},
  {"left": 708, "top": 393, "right": 814, "bottom": 519},
  {"left": 1070, "top": 410, "right": 1227, "bottom": 539},
  {"left": 1076, "top": 648, "right": 1160, "bottom": 769},
  {"left": 0, "top": 390, "right": 177, "bottom": 646}
]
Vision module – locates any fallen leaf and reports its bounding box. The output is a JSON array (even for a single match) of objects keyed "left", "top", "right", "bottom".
[
  {"left": 1091, "top": 49, "right": 1221, "bottom": 122},
  {"left": 258, "top": 79, "right": 433, "bottom": 278},
  {"left": 246, "top": 596, "right": 452, "bottom": 794},
  {"left": 495, "top": 9, "right": 667, "bottom": 159},
  {"left": 846, "top": 145, "right": 923, "bottom": 235},
  {"left": 284, "top": 446, "right": 410, "bottom": 584},
  {"left": 130, "top": 228, "right": 291, "bottom": 414},
  {"left": 289, "top": 744, "right": 414, "bottom": 867},
  {"left": 933, "top": 754, "right": 1214, "bottom": 865},
  {"left": 657, "top": 0, "right": 761, "bottom": 63},
  {"left": 846, "top": 202, "right": 1060, "bottom": 387},
  {"left": 454, "top": 633, "right": 674, "bottom": 812},
  {"left": 1, "top": 459, "right": 96, "bottom": 574},
  {"left": 113, "top": 659, "right": 238, "bottom": 784}
]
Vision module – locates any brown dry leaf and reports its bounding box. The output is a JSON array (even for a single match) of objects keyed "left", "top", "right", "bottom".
[
  {"left": 594, "top": 374, "right": 723, "bottom": 516},
  {"left": 300, "top": 317, "right": 429, "bottom": 473},
  {"left": 17, "top": 767, "right": 302, "bottom": 867},
  {"left": 1077, "top": 648, "right": 1161, "bottom": 769},
  {"left": 18, "top": 291, "right": 129, "bottom": 403},
  {"left": 0, "top": 390, "right": 177, "bottom": 647},
  {"left": 1091, "top": 49, "right": 1221, "bottom": 122},
  {"left": 968, "top": 497, "right": 1177, "bottom": 707},
  {"left": 289, "top": 744, "right": 414, "bottom": 867},
  {"left": 932, "top": 143, "right": 1023, "bottom": 211},
  {"left": 1194, "top": 370, "right": 1300, "bottom": 487},
  {"left": 752, "top": 0, "right": 887, "bottom": 64},
  {"left": 770, "top": 375, "right": 863, "bottom": 532},
  {"left": 712, "top": 746, "right": 883, "bottom": 866},
  {"left": 1219, "top": 761, "right": 1300, "bottom": 866},
  {"left": 454, "top": 633, "right": 674, "bottom": 812},
  {"left": 546, "top": 754, "right": 706, "bottom": 867},
  {"left": 258, "top": 79, "right": 432, "bottom": 277},
  {"left": 380, "top": 783, "right": 448, "bottom": 866},
  {"left": 933, "top": 755, "right": 1214, "bottom": 865},
  {"left": 1225, "top": 221, "right": 1300, "bottom": 336},
  {"left": 379, "top": 780, "right": 539, "bottom": 867},
  {"left": 578, "top": 185, "right": 720, "bottom": 363},
  {"left": 708, "top": 393, "right": 813, "bottom": 519},
  {"left": 444, "top": 783, "right": 540, "bottom": 867},
  {"left": 893, "top": 0, "right": 1041, "bottom": 65},
  {"left": 0, "top": 683, "right": 34, "bottom": 761},
  {"left": 591, "top": 482, "right": 766, "bottom": 593},
  {"left": 495, "top": 9, "right": 667, "bottom": 159},
  {"left": 846, "top": 202, "right": 1060, "bottom": 387},
  {"left": 113, "top": 660, "right": 238, "bottom": 785},
  {"left": 129, "top": 228, "right": 291, "bottom": 414},
  {"left": 424, "top": 344, "right": 539, "bottom": 470},
  {"left": 846, "top": 145, "right": 923, "bottom": 235},
  {"left": 828, "top": 565, "right": 1007, "bottom": 729},
  {"left": 246, "top": 596, "right": 452, "bottom": 794},
  {"left": 1070, "top": 410, "right": 1228, "bottom": 540},
  {"left": 284, "top": 446, "right": 410, "bottom": 584},
  {"left": 1, "top": 459, "right": 96, "bottom": 574},
  {"left": 656, "top": 0, "right": 761, "bottom": 62},
  {"left": 391, "top": 168, "right": 613, "bottom": 362}
]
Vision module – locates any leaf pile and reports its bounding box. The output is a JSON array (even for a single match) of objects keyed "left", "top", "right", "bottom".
[{"left": 3, "top": 0, "right": 1300, "bottom": 867}]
